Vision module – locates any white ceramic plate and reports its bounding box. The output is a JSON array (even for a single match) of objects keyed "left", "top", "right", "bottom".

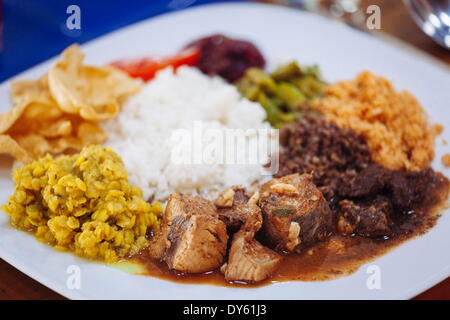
[{"left": 1, "top": 2, "right": 449, "bottom": 300}]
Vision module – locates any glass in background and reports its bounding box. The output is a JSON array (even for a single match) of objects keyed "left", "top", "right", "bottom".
[{"left": 403, "top": 0, "right": 450, "bottom": 49}]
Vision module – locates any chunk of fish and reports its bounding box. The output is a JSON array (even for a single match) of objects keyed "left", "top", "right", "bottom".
[
  {"left": 259, "top": 173, "right": 333, "bottom": 253},
  {"left": 221, "top": 230, "right": 282, "bottom": 282},
  {"left": 149, "top": 193, "right": 228, "bottom": 273},
  {"left": 215, "top": 185, "right": 252, "bottom": 231},
  {"left": 220, "top": 197, "right": 282, "bottom": 282}
]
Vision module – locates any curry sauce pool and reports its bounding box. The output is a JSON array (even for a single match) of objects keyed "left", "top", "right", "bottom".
[
  {"left": 127, "top": 187, "right": 448, "bottom": 287},
  {"left": 1, "top": 145, "right": 162, "bottom": 262},
  {"left": 121, "top": 167, "right": 449, "bottom": 287}
]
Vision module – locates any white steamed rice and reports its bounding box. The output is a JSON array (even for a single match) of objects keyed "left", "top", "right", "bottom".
[{"left": 103, "top": 66, "right": 274, "bottom": 200}]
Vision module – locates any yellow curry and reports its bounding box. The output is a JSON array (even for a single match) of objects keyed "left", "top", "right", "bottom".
[{"left": 1, "top": 145, "right": 161, "bottom": 262}]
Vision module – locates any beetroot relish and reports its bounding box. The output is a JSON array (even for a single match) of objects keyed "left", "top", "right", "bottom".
[{"left": 186, "top": 34, "right": 265, "bottom": 82}]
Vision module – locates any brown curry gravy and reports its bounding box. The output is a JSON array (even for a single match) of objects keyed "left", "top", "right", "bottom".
[{"left": 130, "top": 179, "right": 449, "bottom": 288}]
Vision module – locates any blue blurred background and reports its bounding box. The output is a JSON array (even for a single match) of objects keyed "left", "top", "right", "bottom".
[{"left": 0, "top": 0, "right": 242, "bottom": 82}]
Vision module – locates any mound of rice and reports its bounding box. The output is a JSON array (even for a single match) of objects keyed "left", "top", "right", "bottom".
[{"left": 103, "top": 66, "right": 273, "bottom": 200}]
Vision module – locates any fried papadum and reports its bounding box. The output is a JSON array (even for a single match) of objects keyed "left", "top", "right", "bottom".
[{"left": 0, "top": 45, "right": 140, "bottom": 163}]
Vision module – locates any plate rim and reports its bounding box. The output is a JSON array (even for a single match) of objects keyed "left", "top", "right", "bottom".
[{"left": 0, "top": 1, "right": 449, "bottom": 300}]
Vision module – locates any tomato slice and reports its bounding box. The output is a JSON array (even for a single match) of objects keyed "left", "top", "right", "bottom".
[{"left": 110, "top": 48, "right": 200, "bottom": 82}]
